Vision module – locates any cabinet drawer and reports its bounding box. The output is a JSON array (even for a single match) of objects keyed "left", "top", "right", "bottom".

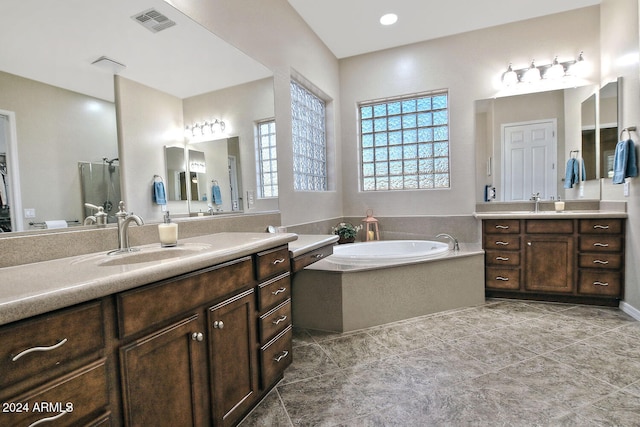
[
  {"left": 256, "top": 246, "right": 290, "bottom": 281},
  {"left": 578, "top": 271, "right": 622, "bottom": 297},
  {"left": 483, "top": 219, "right": 520, "bottom": 234},
  {"left": 579, "top": 236, "right": 623, "bottom": 252},
  {"left": 118, "top": 257, "right": 254, "bottom": 338},
  {"left": 259, "top": 299, "right": 291, "bottom": 344},
  {"left": 291, "top": 245, "right": 334, "bottom": 272},
  {"left": 257, "top": 273, "right": 291, "bottom": 312},
  {"left": 260, "top": 326, "right": 292, "bottom": 389},
  {"left": 579, "top": 219, "right": 623, "bottom": 234},
  {"left": 485, "top": 267, "right": 520, "bottom": 290},
  {"left": 485, "top": 251, "right": 520, "bottom": 266},
  {"left": 0, "top": 301, "right": 104, "bottom": 390},
  {"left": 526, "top": 219, "right": 574, "bottom": 234},
  {"left": 2, "top": 359, "right": 109, "bottom": 427},
  {"left": 578, "top": 253, "right": 623, "bottom": 270},
  {"left": 484, "top": 235, "right": 520, "bottom": 251}
]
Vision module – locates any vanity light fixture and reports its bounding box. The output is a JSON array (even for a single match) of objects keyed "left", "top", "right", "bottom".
[
  {"left": 184, "top": 119, "right": 227, "bottom": 141},
  {"left": 380, "top": 13, "right": 398, "bottom": 26},
  {"left": 501, "top": 52, "right": 587, "bottom": 87}
]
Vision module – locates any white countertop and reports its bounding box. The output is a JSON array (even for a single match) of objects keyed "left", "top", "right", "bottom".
[
  {"left": 0, "top": 232, "right": 298, "bottom": 326},
  {"left": 288, "top": 234, "right": 339, "bottom": 258}
]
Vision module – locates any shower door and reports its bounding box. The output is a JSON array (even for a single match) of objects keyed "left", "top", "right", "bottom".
[{"left": 78, "top": 161, "right": 121, "bottom": 223}]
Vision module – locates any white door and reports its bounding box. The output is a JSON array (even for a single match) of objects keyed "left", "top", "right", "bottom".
[{"left": 502, "top": 120, "right": 557, "bottom": 201}]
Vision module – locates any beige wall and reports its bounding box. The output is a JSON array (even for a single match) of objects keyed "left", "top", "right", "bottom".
[{"left": 0, "top": 71, "right": 117, "bottom": 228}]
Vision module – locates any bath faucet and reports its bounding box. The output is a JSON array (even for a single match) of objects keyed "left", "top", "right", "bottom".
[
  {"left": 436, "top": 233, "right": 459, "bottom": 252},
  {"left": 112, "top": 201, "right": 144, "bottom": 254},
  {"left": 83, "top": 203, "right": 108, "bottom": 227},
  {"left": 530, "top": 192, "right": 541, "bottom": 212}
]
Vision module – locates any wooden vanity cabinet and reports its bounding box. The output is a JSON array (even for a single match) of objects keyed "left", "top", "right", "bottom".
[
  {"left": 0, "top": 301, "right": 110, "bottom": 427},
  {"left": 483, "top": 217, "right": 624, "bottom": 305}
]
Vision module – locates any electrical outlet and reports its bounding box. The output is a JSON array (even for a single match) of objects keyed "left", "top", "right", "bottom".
[
  {"left": 624, "top": 181, "right": 630, "bottom": 197},
  {"left": 24, "top": 208, "right": 36, "bottom": 218},
  {"left": 246, "top": 190, "right": 255, "bottom": 209}
]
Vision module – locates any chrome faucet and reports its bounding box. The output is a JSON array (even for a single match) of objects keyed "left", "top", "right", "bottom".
[
  {"left": 112, "top": 201, "right": 144, "bottom": 254},
  {"left": 83, "top": 203, "right": 108, "bottom": 227},
  {"left": 530, "top": 192, "right": 541, "bottom": 212},
  {"left": 436, "top": 233, "right": 459, "bottom": 252}
]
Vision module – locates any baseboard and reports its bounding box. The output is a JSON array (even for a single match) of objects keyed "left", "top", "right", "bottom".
[{"left": 619, "top": 301, "right": 640, "bottom": 320}]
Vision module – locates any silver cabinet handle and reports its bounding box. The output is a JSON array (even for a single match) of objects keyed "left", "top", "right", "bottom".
[
  {"left": 272, "top": 258, "right": 286, "bottom": 265},
  {"left": 12, "top": 338, "right": 68, "bottom": 362},
  {"left": 213, "top": 321, "right": 224, "bottom": 329},
  {"left": 272, "top": 315, "right": 288, "bottom": 325},
  {"left": 593, "top": 225, "right": 610, "bottom": 229},
  {"left": 313, "top": 253, "right": 324, "bottom": 259},
  {"left": 272, "top": 287, "right": 287, "bottom": 296},
  {"left": 191, "top": 332, "right": 204, "bottom": 342},
  {"left": 495, "top": 241, "right": 509, "bottom": 246},
  {"left": 495, "top": 225, "right": 509, "bottom": 229},
  {"left": 594, "top": 243, "right": 609, "bottom": 247},
  {"left": 274, "top": 350, "right": 289, "bottom": 362},
  {"left": 495, "top": 256, "right": 510, "bottom": 261},
  {"left": 495, "top": 277, "right": 509, "bottom": 281},
  {"left": 28, "top": 411, "right": 68, "bottom": 427},
  {"left": 593, "top": 260, "right": 609, "bottom": 265},
  {"left": 593, "top": 281, "right": 609, "bottom": 286}
]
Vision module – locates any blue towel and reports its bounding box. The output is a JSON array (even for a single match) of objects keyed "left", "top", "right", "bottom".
[
  {"left": 211, "top": 184, "right": 222, "bottom": 205},
  {"left": 613, "top": 139, "right": 638, "bottom": 184},
  {"left": 564, "top": 158, "right": 587, "bottom": 188},
  {"left": 153, "top": 181, "right": 167, "bottom": 205}
]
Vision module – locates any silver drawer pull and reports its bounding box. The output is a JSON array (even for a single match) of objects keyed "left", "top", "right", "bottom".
[
  {"left": 593, "top": 281, "right": 609, "bottom": 286},
  {"left": 28, "top": 410, "right": 68, "bottom": 427},
  {"left": 593, "top": 225, "right": 610, "bottom": 229},
  {"left": 495, "top": 276, "right": 509, "bottom": 281},
  {"left": 495, "top": 256, "right": 510, "bottom": 261},
  {"left": 272, "top": 258, "right": 286, "bottom": 265},
  {"left": 272, "top": 315, "right": 288, "bottom": 325},
  {"left": 274, "top": 350, "right": 289, "bottom": 362},
  {"left": 495, "top": 241, "right": 509, "bottom": 246},
  {"left": 272, "top": 287, "right": 287, "bottom": 296},
  {"left": 213, "top": 321, "right": 224, "bottom": 329},
  {"left": 12, "top": 338, "right": 68, "bottom": 362},
  {"left": 594, "top": 243, "right": 609, "bottom": 247},
  {"left": 313, "top": 253, "right": 324, "bottom": 259},
  {"left": 593, "top": 260, "right": 609, "bottom": 265},
  {"left": 495, "top": 225, "right": 510, "bottom": 229},
  {"left": 191, "top": 332, "right": 204, "bottom": 342}
]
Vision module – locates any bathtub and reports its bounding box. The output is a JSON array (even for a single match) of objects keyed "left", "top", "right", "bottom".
[
  {"left": 328, "top": 240, "right": 449, "bottom": 266},
  {"left": 292, "top": 240, "right": 485, "bottom": 332}
]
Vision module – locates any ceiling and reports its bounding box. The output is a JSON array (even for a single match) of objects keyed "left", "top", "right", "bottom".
[
  {"left": 287, "top": 0, "right": 601, "bottom": 59},
  {"left": 0, "top": 0, "right": 271, "bottom": 101}
]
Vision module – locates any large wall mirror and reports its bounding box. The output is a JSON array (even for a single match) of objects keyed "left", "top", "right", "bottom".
[
  {"left": 0, "top": 0, "right": 276, "bottom": 233},
  {"left": 475, "top": 82, "right": 616, "bottom": 203}
]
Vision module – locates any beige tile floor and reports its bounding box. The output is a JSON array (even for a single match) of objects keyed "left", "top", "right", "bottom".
[{"left": 240, "top": 299, "right": 640, "bottom": 426}]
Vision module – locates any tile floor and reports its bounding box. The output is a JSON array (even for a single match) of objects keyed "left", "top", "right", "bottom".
[{"left": 239, "top": 299, "right": 640, "bottom": 426}]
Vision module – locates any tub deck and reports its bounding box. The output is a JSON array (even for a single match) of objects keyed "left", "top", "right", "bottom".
[{"left": 292, "top": 245, "right": 485, "bottom": 332}]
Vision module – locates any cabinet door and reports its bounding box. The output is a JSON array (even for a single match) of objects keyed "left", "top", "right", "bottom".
[
  {"left": 120, "top": 315, "right": 208, "bottom": 427},
  {"left": 524, "top": 236, "right": 574, "bottom": 293},
  {"left": 209, "top": 289, "right": 259, "bottom": 427}
]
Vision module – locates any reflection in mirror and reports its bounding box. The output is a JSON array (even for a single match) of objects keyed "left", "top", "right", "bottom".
[
  {"left": 599, "top": 81, "right": 619, "bottom": 179},
  {"left": 476, "top": 85, "right": 603, "bottom": 203},
  {"left": 165, "top": 146, "right": 186, "bottom": 201},
  {"left": 581, "top": 93, "right": 597, "bottom": 180}
]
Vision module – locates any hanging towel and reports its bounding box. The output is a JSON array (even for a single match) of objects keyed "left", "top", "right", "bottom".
[
  {"left": 153, "top": 180, "right": 167, "bottom": 205},
  {"left": 564, "top": 158, "right": 586, "bottom": 189},
  {"left": 613, "top": 139, "right": 638, "bottom": 184},
  {"left": 211, "top": 184, "right": 222, "bottom": 205}
]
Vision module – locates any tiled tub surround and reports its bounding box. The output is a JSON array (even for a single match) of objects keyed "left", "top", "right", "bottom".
[
  {"left": 292, "top": 244, "right": 485, "bottom": 332},
  {"left": 240, "top": 299, "right": 640, "bottom": 426}
]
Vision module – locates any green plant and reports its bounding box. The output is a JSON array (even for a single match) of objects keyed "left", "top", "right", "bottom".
[{"left": 331, "top": 222, "right": 361, "bottom": 240}]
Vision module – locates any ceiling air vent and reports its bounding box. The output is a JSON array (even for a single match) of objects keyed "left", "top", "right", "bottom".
[{"left": 132, "top": 8, "right": 176, "bottom": 33}]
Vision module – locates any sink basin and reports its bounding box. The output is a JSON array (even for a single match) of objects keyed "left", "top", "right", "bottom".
[{"left": 73, "top": 243, "right": 212, "bottom": 267}]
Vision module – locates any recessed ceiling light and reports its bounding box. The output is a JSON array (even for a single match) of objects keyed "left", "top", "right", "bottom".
[{"left": 380, "top": 13, "right": 398, "bottom": 26}]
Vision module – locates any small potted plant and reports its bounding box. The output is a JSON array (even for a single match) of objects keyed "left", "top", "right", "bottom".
[{"left": 332, "top": 222, "right": 362, "bottom": 244}]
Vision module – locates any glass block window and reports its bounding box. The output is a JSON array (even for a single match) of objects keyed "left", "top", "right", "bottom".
[
  {"left": 360, "top": 91, "right": 450, "bottom": 191},
  {"left": 257, "top": 119, "right": 278, "bottom": 198},
  {"left": 291, "top": 80, "right": 327, "bottom": 191}
]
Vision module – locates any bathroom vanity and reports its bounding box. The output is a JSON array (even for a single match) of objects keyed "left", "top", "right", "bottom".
[
  {"left": 476, "top": 209, "right": 626, "bottom": 306},
  {"left": 0, "top": 232, "right": 300, "bottom": 427}
]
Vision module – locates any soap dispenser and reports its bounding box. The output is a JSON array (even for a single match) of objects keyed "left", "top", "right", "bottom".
[{"left": 158, "top": 211, "right": 178, "bottom": 247}]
